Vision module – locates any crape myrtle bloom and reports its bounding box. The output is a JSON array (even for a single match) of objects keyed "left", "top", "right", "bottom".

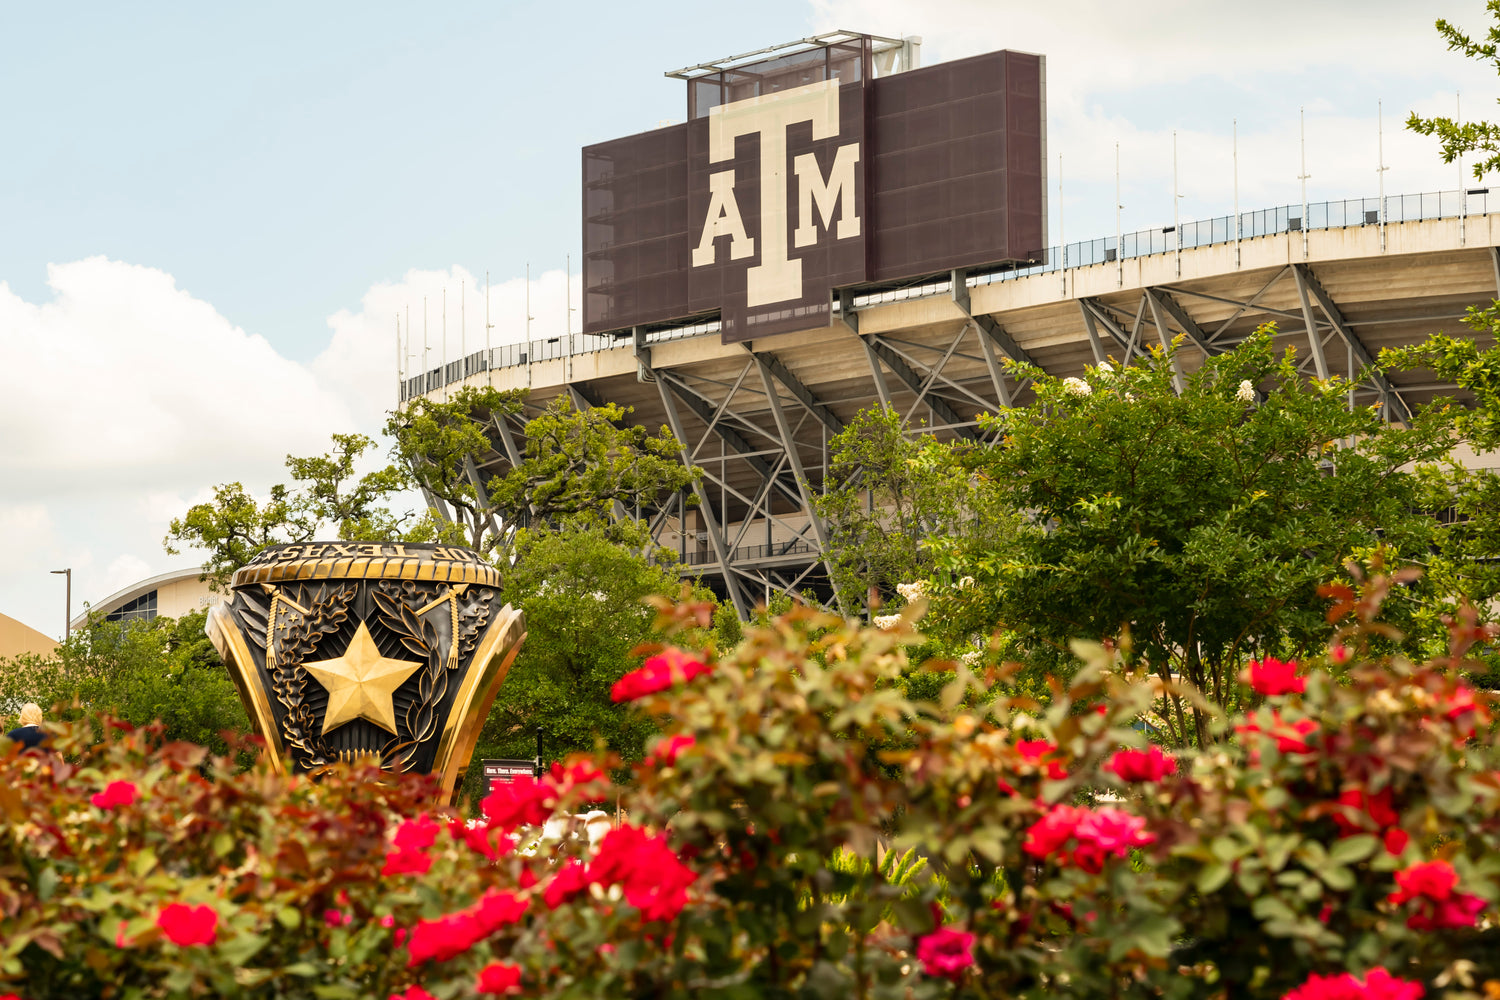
[
  {"left": 1247, "top": 656, "right": 1305, "bottom": 696},
  {"left": 381, "top": 848, "right": 433, "bottom": 877},
  {"left": 389, "top": 988, "right": 436, "bottom": 1000},
  {"left": 1104, "top": 745, "right": 1177, "bottom": 783},
  {"left": 915, "top": 926, "right": 975, "bottom": 981},
  {"left": 610, "top": 648, "right": 712, "bottom": 702}
]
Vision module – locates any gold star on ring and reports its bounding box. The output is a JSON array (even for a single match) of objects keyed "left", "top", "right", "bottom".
[{"left": 303, "top": 621, "right": 423, "bottom": 735}]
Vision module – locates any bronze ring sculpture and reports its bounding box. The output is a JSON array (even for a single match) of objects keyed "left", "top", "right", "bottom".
[{"left": 206, "top": 542, "right": 525, "bottom": 797}]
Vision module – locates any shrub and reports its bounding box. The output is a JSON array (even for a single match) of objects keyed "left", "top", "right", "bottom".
[{"left": 0, "top": 573, "right": 1497, "bottom": 999}]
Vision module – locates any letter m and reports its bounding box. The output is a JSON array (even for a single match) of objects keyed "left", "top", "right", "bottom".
[{"left": 792, "top": 143, "right": 861, "bottom": 249}]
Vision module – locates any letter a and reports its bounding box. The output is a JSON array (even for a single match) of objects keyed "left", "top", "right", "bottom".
[{"left": 692, "top": 170, "right": 755, "bottom": 267}]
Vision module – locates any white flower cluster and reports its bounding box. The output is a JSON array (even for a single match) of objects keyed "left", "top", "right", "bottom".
[
  {"left": 873, "top": 614, "right": 901, "bottom": 630},
  {"left": 895, "top": 581, "right": 928, "bottom": 601},
  {"left": 958, "top": 650, "right": 982, "bottom": 667},
  {"left": 1236, "top": 379, "right": 1255, "bottom": 403},
  {"left": 958, "top": 576, "right": 975, "bottom": 589},
  {"left": 1095, "top": 361, "right": 1115, "bottom": 377},
  {"left": 1062, "top": 376, "right": 1092, "bottom": 397}
]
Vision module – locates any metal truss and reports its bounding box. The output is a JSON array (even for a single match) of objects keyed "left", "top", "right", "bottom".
[{"left": 456, "top": 254, "right": 1490, "bottom": 619}]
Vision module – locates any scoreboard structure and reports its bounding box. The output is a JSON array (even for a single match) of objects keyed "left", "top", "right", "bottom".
[
  {"left": 583, "top": 31, "right": 1047, "bottom": 343},
  {"left": 405, "top": 33, "right": 1500, "bottom": 620}
]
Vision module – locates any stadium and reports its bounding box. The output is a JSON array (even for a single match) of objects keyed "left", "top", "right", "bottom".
[{"left": 399, "top": 31, "right": 1500, "bottom": 617}]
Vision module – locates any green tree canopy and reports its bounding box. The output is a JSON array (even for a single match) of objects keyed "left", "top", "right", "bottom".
[
  {"left": 0, "top": 611, "right": 250, "bottom": 754},
  {"left": 926, "top": 329, "right": 1455, "bottom": 745}
]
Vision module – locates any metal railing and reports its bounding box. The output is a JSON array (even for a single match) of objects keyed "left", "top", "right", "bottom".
[
  {"left": 682, "top": 537, "right": 818, "bottom": 567},
  {"left": 402, "top": 187, "right": 1496, "bottom": 395}
]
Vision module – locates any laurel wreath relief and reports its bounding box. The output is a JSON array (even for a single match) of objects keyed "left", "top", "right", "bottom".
[{"left": 235, "top": 577, "right": 496, "bottom": 772}]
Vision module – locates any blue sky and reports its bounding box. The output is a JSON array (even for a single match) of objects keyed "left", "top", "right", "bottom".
[{"left": 2, "top": 0, "right": 1495, "bottom": 634}]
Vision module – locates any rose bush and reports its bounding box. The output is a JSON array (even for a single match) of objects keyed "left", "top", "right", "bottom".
[{"left": 0, "top": 573, "right": 1498, "bottom": 998}]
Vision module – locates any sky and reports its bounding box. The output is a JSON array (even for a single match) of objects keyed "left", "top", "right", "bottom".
[{"left": 2, "top": 0, "right": 1497, "bottom": 636}]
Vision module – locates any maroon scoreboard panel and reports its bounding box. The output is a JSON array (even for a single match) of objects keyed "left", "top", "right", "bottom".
[{"left": 583, "top": 48, "right": 1046, "bottom": 344}]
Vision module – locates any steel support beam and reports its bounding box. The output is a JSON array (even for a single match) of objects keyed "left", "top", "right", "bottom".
[
  {"left": 1078, "top": 300, "right": 1108, "bottom": 364},
  {"left": 754, "top": 359, "right": 848, "bottom": 616},
  {"left": 1293, "top": 263, "right": 1413, "bottom": 423},
  {"left": 1145, "top": 290, "right": 1187, "bottom": 393},
  {"left": 867, "top": 337, "right": 977, "bottom": 440},
  {"left": 1146, "top": 287, "right": 1220, "bottom": 357},
  {"left": 658, "top": 373, "right": 803, "bottom": 509},
  {"left": 648, "top": 362, "right": 750, "bottom": 619},
  {"left": 841, "top": 290, "right": 895, "bottom": 411},
  {"left": 757, "top": 352, "right": 844, "bottom": 434},
  {"left": 1292, "top": 265, "right": 1332, "bottom": 380}
]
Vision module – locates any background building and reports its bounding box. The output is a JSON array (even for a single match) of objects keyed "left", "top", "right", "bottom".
[{"left": 70, "top": 567, "right": 218, "bottom": 631}]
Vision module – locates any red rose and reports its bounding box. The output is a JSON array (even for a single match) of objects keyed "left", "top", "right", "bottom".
[
  {"left": 915, "top": 926, "right": 975, "bottom": 981},
  {"left": 480, "top": 776, "right": 556, "bottom": 834},
  {"left": 589, "top": 824, "right": 697, "bottom": 922},
  {"left": 1023, "top": 804, "right": 1153, "bottom": 873},
  {"left": 1014, "top": 739, "right": 1068, "bottom": 780},
  {"left": 449, "top": 819, "right": 515, "bottom": 861},
  {"left": 645, "top": 734, "right": 696, "bottom": 768},
  {"left": 406, "top": 911, "right": 483, "bottom": 966},
  {"left": 393, "top": 814, "right": 441, "bottom": 851},
  {"left": 156, "top": 903, "right": 218, "bottom": 947},
  {"left": 381, "top": 848, "right": 432, "bottom": 877},
  {"left": 471, "top": 890, "right": 527, "bottom": 937},
  {"left": 1236, "top": 711, "right": 1318, "bottom": 755},
  {"left": 1247, "top": 656, "right": 1305, "bottom": 696},
  {"left": 1282, "top": 968, "right": 1423, "bottom": 1000},
  {"left": 1409, "top": 891, "right": 1486, "bottom": 930},
  {"left": 90, "top": 780, "right": 137, "bottom": 810},
  {"left": 475, "top": 961, "right": 523, "bottom": 995},
  {"left": 1105, "top": 745, "right": 1177, "bottom": 782},
  {"left": 1388, "top": 860, "right": 1458, "bottom": 904},
  {"left": 543, "top": 859, "right": 590, "bottom": 910},
  {"left": 389, "top": 988, "right": 436, "bottom": 1000},
  {"left": 610, "top": 648, "right": 711, "bottom": 702}
]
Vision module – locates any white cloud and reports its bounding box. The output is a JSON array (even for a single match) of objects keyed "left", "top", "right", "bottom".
[
  {"left": 812, "top": 0, "right": 1498, "bottom": 243},
  {"left": 312, "top": 265, "right": 582, "bottom": 427},
  {"left": 0, "top": 258, "right": 579, "bottom": 635}
]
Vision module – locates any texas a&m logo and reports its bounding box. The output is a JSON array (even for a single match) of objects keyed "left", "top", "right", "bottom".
[{"left": 690, "top": 78, "right": 864, "bottom": 337}]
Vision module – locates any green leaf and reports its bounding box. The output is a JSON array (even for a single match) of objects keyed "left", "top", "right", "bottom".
[
  {"left": 1196, "top": 863, "right": 1232, "bottom": 894},
  {"left": 36, "top": 867, "right": 57, "bottom": 903},
  {"left": 275, "top": 907, "right": 301, "bottom": 930},
  {"left": 284, "top": 962, "right": 320, "bottom": 977},
  {"left": 1328, "top": 835, "right": 1378, "bottom": 866},
  {"left": 131, "top": 848, "right": 157, "bottom": 879},
  {"left": 216, "top": 932, "right": 267, "bottom": 968}
]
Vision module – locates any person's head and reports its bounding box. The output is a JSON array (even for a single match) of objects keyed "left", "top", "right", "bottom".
[{"left": 18, "top": 704, "right": 42, "bottom": 728}]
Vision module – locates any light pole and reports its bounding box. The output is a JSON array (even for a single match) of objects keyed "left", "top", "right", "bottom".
[{"left": 50, "top": 568, "right": 71, "bottom": 640}]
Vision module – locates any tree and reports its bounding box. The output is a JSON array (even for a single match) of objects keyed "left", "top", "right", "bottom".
[
  {"left": 458, "top": 521, "right": 710, "bottom": 803},
  {"left": 0, "top": 611, "right": 250, "bottom": 754},
  {"left": 812, "top": 405, "right": 1019, "bottom": 619},
  {"left": 938, "top": 329, "right": 1456, "bottom": 746},
  {"left": 386, "top": 388, "right": 695, "bottom": 566},
  {"left": 1407, "top": 1, "right": 1500, "bottom": 179},
  {"left": 164, "top": 433, "right": 438, "bottom": 589}
]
